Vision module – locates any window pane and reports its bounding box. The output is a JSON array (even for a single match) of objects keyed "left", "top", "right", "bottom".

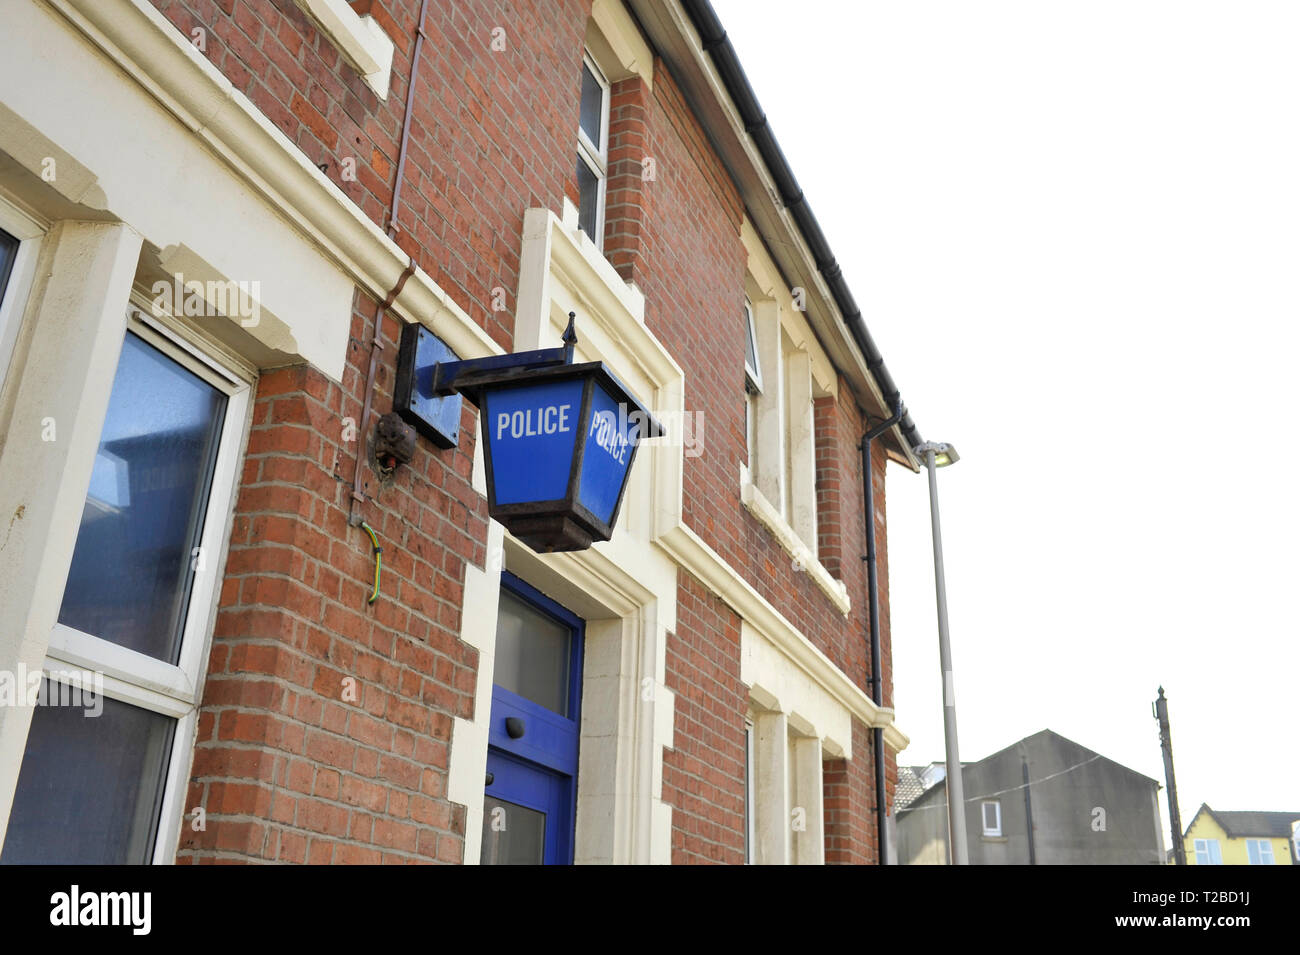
[
  {"left": 579, "top": 63, "right": 603, "bottom": 146},
  {"left": 744, "top": 306, "right": 760, "bottom": 388},
  {"left": 494, "top": 589, "right": 572, "bottom": 715},
  {"left": 57, "top": 332, "right": 226, "bottom": 664},
  {"left": 481, "top": 796, "right": 546, "bottom": 865},
  {"left": 1, "top": 685, "right": 175, "bottom": 864},
  {"left": 577, "top": 155, "right": 600, "bottom": 242},
  {"left": 0, "top": 228, "right": 17, "bottom": 293},
  {"left": 0, "top": 227, "right": 20, "bottom": 389}
]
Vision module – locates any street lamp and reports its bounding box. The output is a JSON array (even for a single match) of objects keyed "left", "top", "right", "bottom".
[{"left": 915, "top": 440, "right": 968, "bottom": 865}]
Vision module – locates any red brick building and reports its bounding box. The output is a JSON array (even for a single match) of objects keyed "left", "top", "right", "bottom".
[{"left": 0, "top": 0, "right": 923, "bottom": 864}]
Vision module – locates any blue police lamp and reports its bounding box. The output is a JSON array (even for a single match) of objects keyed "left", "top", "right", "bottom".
[{"left": 394, "top": 313, "right": 662, "bottom": 553}]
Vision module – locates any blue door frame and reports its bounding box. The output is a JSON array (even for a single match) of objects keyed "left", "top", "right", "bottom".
[{"left": 484, "top": 573, "right": 583, "bottom": 864}]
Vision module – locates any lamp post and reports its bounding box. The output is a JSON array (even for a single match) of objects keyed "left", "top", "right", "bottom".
[{"left": 915, "top": 440, "right": 968, "bottom": 865}]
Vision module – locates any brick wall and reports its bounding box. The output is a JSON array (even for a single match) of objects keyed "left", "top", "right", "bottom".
[
  {"left": 150, "top": 0, "right": 587, "bottom": 350},
  {"left": 603, "top": 75, "right": 651, "bottom": 283},
  {"left": 179, "top": 290, "right": 486, "bottom": 863},
  {"left": 662, "top": 572, "right": 747, "bottom": 865},
  {"left": 628, "top": 61, "right": 890, "bottom": 698},
  {"left": 142, "top": 0, "right": 901, "bottom": 864}
]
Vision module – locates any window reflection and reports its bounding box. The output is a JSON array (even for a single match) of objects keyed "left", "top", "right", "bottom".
[{"left": 57, "top": 332, "right": 225, "bottom": 664}]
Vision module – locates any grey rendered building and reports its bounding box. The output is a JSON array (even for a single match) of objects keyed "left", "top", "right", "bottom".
[{"left": 896, "top": 730, "right": 1165, "bottom": 865}]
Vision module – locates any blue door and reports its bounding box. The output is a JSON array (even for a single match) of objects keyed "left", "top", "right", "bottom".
[{"left": 481, "top": 574, "right": 583, "bottom": 865}]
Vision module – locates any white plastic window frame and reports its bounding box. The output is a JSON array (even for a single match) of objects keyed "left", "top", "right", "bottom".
[
  {"left": 743, "top": 299, "right": 762, "bottom": 393},
  {"left": 41, "top": 302, "right": 251, "bottom": 864},
  {"left": 577, "top": 51, "right": 610, "bottom": 251},
  {"left": 981, "top": 800, "right": 1002, "bottom": 837},
  {"left": 1194, "top": 837, "right": 1222, "bottom": 865},
  {"left": 0, "top": 196, "right": 45, "bottom": 397},
  {"left": 743, "top": 301, "right": 761, "bottom": 478},
  {"left": 1245, "top": 838, "right": 1274, "bottom": 865}
]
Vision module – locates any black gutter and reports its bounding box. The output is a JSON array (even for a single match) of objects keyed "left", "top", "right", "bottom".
[
  {"left": 862, "top": 398, "right": 904, "bottom": 863},
  {"left": 681, "top": 0, "right": 923, "bottom": 454}
]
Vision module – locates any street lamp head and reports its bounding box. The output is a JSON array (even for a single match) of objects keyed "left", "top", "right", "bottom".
[{"left": 914, "top": 441, "right": 959, "bottom": 468}]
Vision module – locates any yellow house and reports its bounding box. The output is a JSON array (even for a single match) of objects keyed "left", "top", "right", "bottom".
[{"left": 1182, "top": 804, "right": 1300, "bottom": 865}]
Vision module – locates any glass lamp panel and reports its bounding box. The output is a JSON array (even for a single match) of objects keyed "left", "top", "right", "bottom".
[
  {"left": 576, "top": 382, "right": 639, "bottom": 527},
  {"left": 483, "top": 379, "right": 585, "bottom": 507}
]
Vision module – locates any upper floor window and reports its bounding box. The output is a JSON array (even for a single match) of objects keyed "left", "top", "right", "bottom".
[
  {"left": 0, "top": 196, "right": 45, "bottom": 397},
  {"left": 1245, "top": 838, "right": 1274, "bottom": 865},
  {"left": 577, "top": 54, "right": 610, "bottom": 248},
  {"left": 0, "top": 227, "right": 20, "bottom": 391},
  {"left": 743, "top": 300, "right": 761, "bottom": 474},
  {"left": 1194, "top": 837, "right": 1223, "bottom": 865},
  {"left": 981, "top": 800, "right": 1002, "bottom": 837}
]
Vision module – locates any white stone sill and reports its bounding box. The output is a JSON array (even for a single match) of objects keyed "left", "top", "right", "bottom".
[
  {"left": 740, "top": 476, "right": 850, "bottom": 616},
  {"left": 296, "top": 0, "right": 394, "bottom": 99}
]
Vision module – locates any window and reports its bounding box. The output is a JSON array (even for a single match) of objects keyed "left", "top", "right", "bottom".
[
  {"left": 1194, "top": 837, "right": 1223, "bottom": 865},
  {"left": 576, "top": 53, "right": 610, "bottom": 247},
  {"left": 982, "top": 800, "right": 1002, "bottom": 837},
  {"left": 0, "top": 308, "right": 249, "bottom": 864},
  {"left": 1246, "top": 838, "right": 1274, "bottom": 865},
  {"left": 741, "top": 299, "right": 821, "bottom": 554},
  {"left": 0, "top": 228, "right": 18, "bottom": 319},
  {"left": 0, "top": 227, "right": 18, "bottom": 393},
  {"left": 0, "top": 198, "right": 45, "bottom": 394},
  {"left": 743, "top": 301, "right": 761, "bottom": 475}
]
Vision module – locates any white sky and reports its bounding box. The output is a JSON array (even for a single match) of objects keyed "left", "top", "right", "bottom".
[{"left": 711, "top": 0, "right": 1300, "bottom": 845}]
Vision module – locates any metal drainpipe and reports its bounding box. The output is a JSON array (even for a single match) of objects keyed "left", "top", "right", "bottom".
[
  {"left": 347, "top": 0, "right": 433, "bottom": 529},
  {"left": 862, "top": 397, "right": 904, "bottom": 864}
]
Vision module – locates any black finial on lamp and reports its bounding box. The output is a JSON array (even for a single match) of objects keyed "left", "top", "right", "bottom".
[{"left": 562, "top": 311, "right": 578, "bottom": 363}]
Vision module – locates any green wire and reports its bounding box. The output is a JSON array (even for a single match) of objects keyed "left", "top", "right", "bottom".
[{"left": 360, "top": 521, "right": 382, "bottom": 605}]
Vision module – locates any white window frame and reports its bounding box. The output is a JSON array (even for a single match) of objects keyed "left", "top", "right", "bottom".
[
  {"left": 577, "top": 51, "right": 610, "bottom": 250},
  {"left": 981, "top": 800, "right": 1002, "bottom": 837},
  {"left": 1245, "top": 838, "right": 1274, "bottom": 865},
  {"left": 743, "top": 301, "right": 761, "bottom": 478},
  {"left": 39, "top": 300, "right": 251, "bottom": 864},
  {"left": 1194, "top": 837, "right": 1223, "bottom": 865},
  {"left": 0, "top": 195, "right": 46, "bottom": 398},
  {"left": 738, "top": 294, "right": 847, "bottom": 611},
  {"left": 743, "top": 300, "right": 762, "bottom": 394}
]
